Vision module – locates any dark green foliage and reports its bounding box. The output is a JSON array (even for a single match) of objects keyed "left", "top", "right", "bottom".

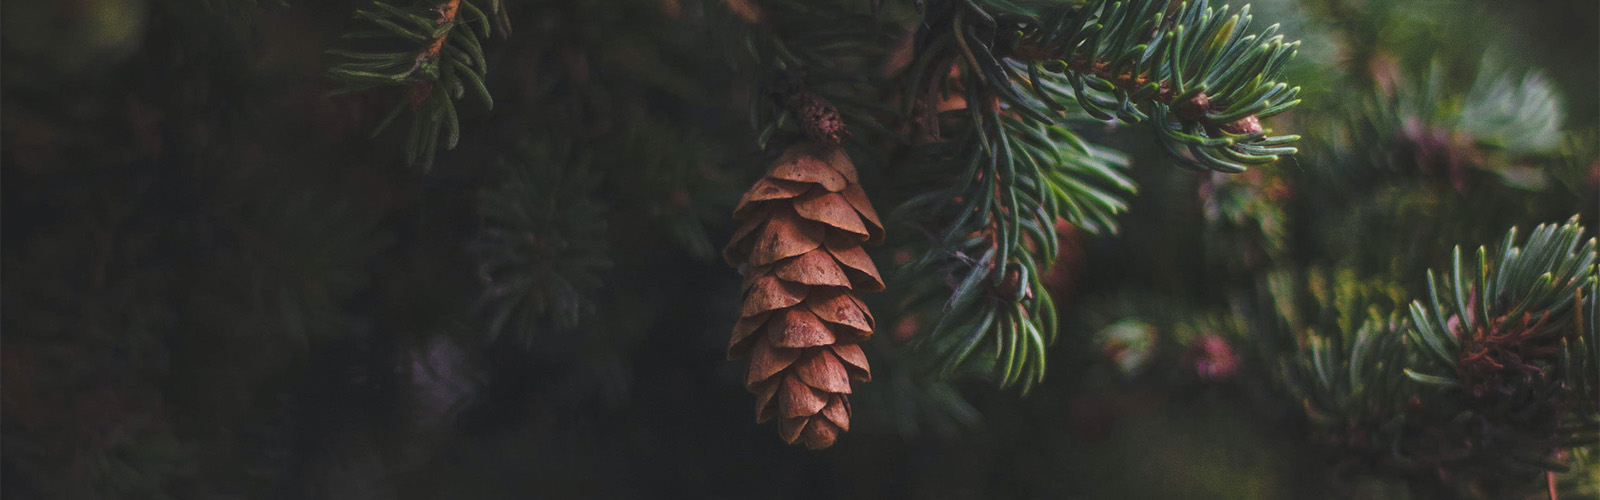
[
  {"left": 327, "top": 0, "right": 507, "bottom": 169},
  {"left": 741, "top": 2, "right": 899, "bottom": 151},
  {"left": 1406, "top": 217, "right": 1595, "bottom": 378},
  {"left": 474, "top": 142, "right": 611, "bottom": 343},
  {"left": 895, "top": 108, "right": 1132, "bottom": 390},
  {"left": 1272, "top": 269, "right": 1415, "bottom": 439},
  {"left": 1317, "top": 60, "right": 1566, "bottom": 193},
  {"left": 1399, "top": 219, "right": 1597, "bottom": 493},
  {"left": 966, "top": 0, "right": 1303, "bottom": 172},
  {"left": 1457, "top": 69, "right": 1564, "bottom": 156},
  {"left": 894, "top": 0, "right": 1301, "bottom": 389},
  {"left": 1263, "top": 219, "right": 1598, "bottom": 498}
]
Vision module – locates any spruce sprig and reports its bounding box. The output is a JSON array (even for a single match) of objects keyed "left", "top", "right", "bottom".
[
  {"left": 1269, "top": 217, "right": 1598, "bottom": 493},
  {"left": 1276, "top": 269, "right": 1415, "bottom": 431},
  {"left": 897, "top": 105, "right": 1132, "bottom": 391},
  {"left": 901, "top": 0, "right": 1299, "bottom": 389},
  {"left": 912, "top": 0, "right": 1303, "bottom": 173},
  {"left": 1405, "top": 215, "right": 1596, "bottom": 381},
  {"left": 473, "top": 142, "right": 612, "bottom": 345},
  {"left": 326, "top": 0, "right": 508, "bottom": 169}
]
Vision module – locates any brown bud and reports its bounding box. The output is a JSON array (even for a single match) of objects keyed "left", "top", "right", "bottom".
[
  {"left": 788, "top": 92, "right": 849, "bottom": 148},
  {"left": 1220, "top": 115, "right": 1263, "bottom": 135},
  {"left": 1173, "top": 92, "right": 1211, "bottom": 122}
]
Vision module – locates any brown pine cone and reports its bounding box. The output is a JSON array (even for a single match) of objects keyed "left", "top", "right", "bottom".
[{"left": 724, "top": 144, "right": 883, "bottom": 449}]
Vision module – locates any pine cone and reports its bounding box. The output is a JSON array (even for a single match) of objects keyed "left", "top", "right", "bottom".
[{"left": 724, "top": 144, "right": 883, "bottom": 449}]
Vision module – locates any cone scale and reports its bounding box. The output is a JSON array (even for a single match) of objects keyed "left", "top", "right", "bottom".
[{"left": 725, "top": 144, "right": 883, "bottom": 449}]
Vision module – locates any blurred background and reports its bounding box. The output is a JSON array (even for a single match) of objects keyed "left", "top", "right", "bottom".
[{"left": 2, "top": 0, "right": 1596, "bottom": 498}]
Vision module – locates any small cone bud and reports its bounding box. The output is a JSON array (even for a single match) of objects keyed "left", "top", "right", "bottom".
[
  {"left": 788, "top": 92, "right": 849, "bottom": 148},
  {"left": 725, "top": 143, "right": 883, "bottom": 449}
]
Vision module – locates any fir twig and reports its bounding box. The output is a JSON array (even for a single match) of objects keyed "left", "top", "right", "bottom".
[{"left": 326, "top": 0, "right": 507, "bottom": 169}]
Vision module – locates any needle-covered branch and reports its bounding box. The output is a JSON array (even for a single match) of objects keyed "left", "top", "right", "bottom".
[
  {"left": 913, "top": 0, "right": 1303, "bottom": 173},
  {"left": 896, "top": 102, "right": 1132, "bottom": 390},
  {"left": 898, "top": 0, "right": 1302, "bottom": 389},
  {"left": 1269, "top": 216, "right": 1598, "bottom": 496},
  {"left": 473, "top": 142, "right": 612, "bottom": 345},
  {"left": 1405, "top": 215, "right": 1596, "bottom": 389},
  {"left": 327, "top": 0, "right": 508, "bottom": 169}
]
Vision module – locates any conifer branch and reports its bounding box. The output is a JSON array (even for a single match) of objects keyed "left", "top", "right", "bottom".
[
  {"left": 1270, "top": 216, "right": 1598, "bottom": 495},
  {"left": 899, "top": 0, "right": 1302, "bottom": 389},
  {"left": 909, "top": 0, "right": 1303, "bottom": 173},
  {"left": 326, "top": 0, "right": 508, "bottom": 169},
  {"left": 1275, "top": 269, "right": 1414, "bottom": 430},
  {"left": 1405, "top": 215, "right": 1596, "bottom": 389},
  {"left": 1046, "top": 1, "right": 1302, "bottom": 172},
  {"left": 1315, "top": 59, "right": 1568, "bottom": 192},
  {"left": 473, "top": 142, "right": 612, "bottom": 345}
]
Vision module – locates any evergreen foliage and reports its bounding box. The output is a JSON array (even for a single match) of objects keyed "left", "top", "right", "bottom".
[
  {"left": 327, "top": 0, "right": 508, "bottom": 168},
  {"left": 1265, "top": 219, "right": 1598, "bottom": 498},
  {"left": 2, "top": 0, "right": 1596, "bottom": 497},
  {"left": 474, "top": 141, "right": 610, "bottom": 342},
  {"left": 898, "top": 0, "right": 1303, "bottom": 390}
]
